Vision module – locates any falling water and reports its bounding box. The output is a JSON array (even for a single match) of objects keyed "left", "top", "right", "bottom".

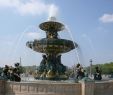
[
  {"left": 63, "top": 25, "right": 81, "bottom": 65},
  {"left": 83, "top": 34, "right": 96, "bottom": 59},
  {"left": 9, "top": 25, "right": 38, "bottom": 64},
  {"left": 81, "top": 34, "right": 96, "bottom": 68}
]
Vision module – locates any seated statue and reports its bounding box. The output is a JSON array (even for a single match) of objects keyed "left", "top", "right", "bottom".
[
  {"left": 11, "top": 68, "right": 21, "bottom": 82},
  {"left": 76, "top": 63, "right": 85, "bottom": 79},
  {"left": 46, "top": 54, "right": 56, "bottom": 72},
  {"left": 3, "top": 65, "right": 10, "bottom": 80},
  {"left": 2, "top": 63, "right": 21, "bottom": 82},
  {"left": 56, "top": 55, "right": 66, "bottom": 74},
  {"left": 94, "top": 66, "right": 102, "bottom": 80},
  {"left": 39, "top": 55, "right": 47, "bottom": 73},
  {"left": 10, "top": 63, "right": 21, "bottom": 82}
]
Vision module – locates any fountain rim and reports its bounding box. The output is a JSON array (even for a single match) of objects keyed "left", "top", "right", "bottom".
[{"left": 26, "top": 38, "right": 78, "bottom": 54}]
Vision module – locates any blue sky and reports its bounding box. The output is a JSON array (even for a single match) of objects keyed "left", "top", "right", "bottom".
[{"left": 0, "top": 0, "right": 113, "bottom": 67}]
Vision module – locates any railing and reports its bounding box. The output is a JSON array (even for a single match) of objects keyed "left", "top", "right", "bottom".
[
  {"left": 5, "top": 81, "right": 81, "bottom": 95},
  {"left": 0, "top": 79, "right": 113, "bottom": 95}
]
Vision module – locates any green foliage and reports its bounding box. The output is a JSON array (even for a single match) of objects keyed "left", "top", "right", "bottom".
[
  {"left": 86, "top": 62, "right": 113, "bottom": 74},
  {"left": 23, "top": 65, "right": 37, "bottom": 75},
  {"left": 0, "top": 67, "right": 3, "bottom": 74},
  {"left": 100, "top": 62, "right": 113, "bottom": 74},
  {"left": 19, "top": 66, "right": 26, "bottom": 74}
]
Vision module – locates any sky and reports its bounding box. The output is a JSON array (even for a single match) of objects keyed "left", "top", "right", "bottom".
[{"left": 0, "top": 0, "right": 113, "bottom": 67}]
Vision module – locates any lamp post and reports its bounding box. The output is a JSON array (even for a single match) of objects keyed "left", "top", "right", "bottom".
[
  {"left": 90, "top": 59, "right": 93, "bottom": 77},
  {"left": 20, "top": 57, "right": 21, "bottom": 66}
]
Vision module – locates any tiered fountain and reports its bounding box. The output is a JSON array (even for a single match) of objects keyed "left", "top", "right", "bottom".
[
  {"left": 26, "top": 17, "right": 78, "bottom": 80},
  {"left": 1, "top": 17, "right": 110, "bottom": 95}
]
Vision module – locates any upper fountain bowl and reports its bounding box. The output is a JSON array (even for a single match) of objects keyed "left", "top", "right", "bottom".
[{"left": 39, "top": 17, "right": 65, "bottom": 32}]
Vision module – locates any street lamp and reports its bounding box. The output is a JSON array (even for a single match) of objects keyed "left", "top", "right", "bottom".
[{"left": 90, "top": 59, "right": 93, "bottom": 77}]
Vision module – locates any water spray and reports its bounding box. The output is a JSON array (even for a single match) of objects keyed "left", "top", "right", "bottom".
[{"left": 63, "top": 25, "right": 81, "bottom": 64}]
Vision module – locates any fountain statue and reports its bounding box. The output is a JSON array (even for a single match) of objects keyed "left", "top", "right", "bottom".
[{"left": 26, "top": 17, "right": 78, "bottom": 80}]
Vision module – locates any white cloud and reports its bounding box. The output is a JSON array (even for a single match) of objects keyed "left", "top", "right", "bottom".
[
  {"left": 99, "top": 13, "right": 113, "bottom": 23},
  {"left": 0, "top": 0, "right": 58, "bottom": 16}
]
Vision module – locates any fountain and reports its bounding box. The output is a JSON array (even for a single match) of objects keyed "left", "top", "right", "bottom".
[
  {"left": 26, "top": 17, "right": 78, "bottom": 80},
  {"left": 0, "top": 17, "right": 112, "bottom": 95}
]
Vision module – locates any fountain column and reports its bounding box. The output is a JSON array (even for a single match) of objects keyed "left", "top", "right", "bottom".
[{"left": 26, "top": 17, "right": 78, "bottom": 80}]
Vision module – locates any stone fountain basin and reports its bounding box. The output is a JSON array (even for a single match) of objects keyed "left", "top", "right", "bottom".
[{"left": 26, "top": 38, "right": 78, "bottom": 53}]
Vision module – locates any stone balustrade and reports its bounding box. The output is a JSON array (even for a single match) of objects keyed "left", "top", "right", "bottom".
[
  {"left": 0, "top": 80, "right": 113, "bottom": 95},
  {"left": 5, "top": 81, "right": 81, "bottom": 95},
  {"left": 94, "top": 81, "right": 113, "bottom": 95}
]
